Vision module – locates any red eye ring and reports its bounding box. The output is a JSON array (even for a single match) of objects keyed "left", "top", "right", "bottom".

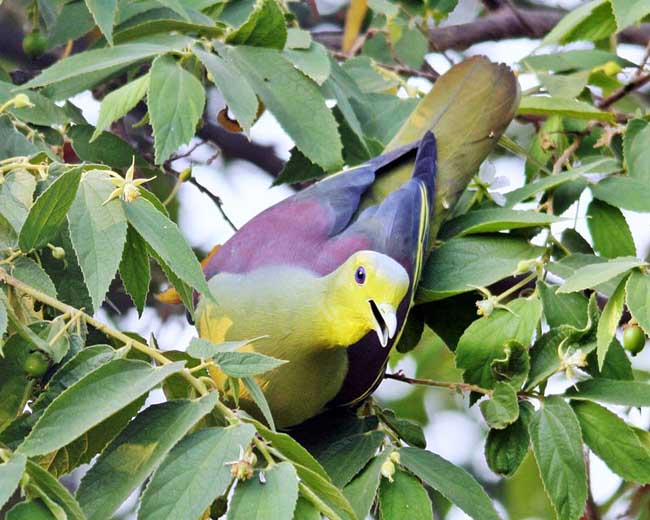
[{"left": 355, "top": 266, "right": 366, "bottom": 284}]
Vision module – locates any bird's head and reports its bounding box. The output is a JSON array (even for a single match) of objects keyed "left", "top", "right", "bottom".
[{"left": 325, "top": 251, "right": 409, "bottom": 348}]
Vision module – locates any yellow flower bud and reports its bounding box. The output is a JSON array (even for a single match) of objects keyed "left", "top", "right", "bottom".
[
  {"left": 51, "top": 246, "right": 66, "bottom": 260},
  {"left": 389, "top": 451, "right": 400, "bottom": 465},
  {"left": 122, "top": 182, "right": 140, "bottom": 202},
  {"left": 12, "top": 94, "right": 33, "bottom": 109},
  {"left": 380, "top": 459, "right": 395, "bottom": 482}
]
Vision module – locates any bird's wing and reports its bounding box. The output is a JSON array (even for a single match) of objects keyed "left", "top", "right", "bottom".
[{"left": 202, "top": 140, "right": 422, "bottom": 279}]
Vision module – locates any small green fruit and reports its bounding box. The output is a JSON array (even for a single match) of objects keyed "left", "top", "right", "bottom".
[
  {"left": 623, "top": 325, "right": 645, "bottom": 355},
  {"left": 22, "top": 31, "right": 47, "bottom": 57},
  {"left": 23, "top": 351, "right": 50, "bottom": 377}
]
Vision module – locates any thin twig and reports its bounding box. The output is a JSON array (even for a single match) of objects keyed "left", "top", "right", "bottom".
[
  {"left": 598, "top": 73, "right": 650, "bottom": 109},
  {"left": 384, "top": 370, "right": 491, "bottom": 395},
  {"left": 169, "top": 140, "right": 208, "bottom": 162},
  {"left": 330, "top": 50, "right": 439, "bottom": 81},
  {"left": 634, "top": 39, "right": 650, "bottom": 78},
  {"left": 552, "top": 137, "right": 581, "bottom": 175},
  {"left": 188, "top": 177, "right": 238, "bottom": 232}
]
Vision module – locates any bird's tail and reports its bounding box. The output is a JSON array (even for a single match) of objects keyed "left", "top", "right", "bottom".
[{"left": 412, "top": 131, "right": 437, "bottom": 209}]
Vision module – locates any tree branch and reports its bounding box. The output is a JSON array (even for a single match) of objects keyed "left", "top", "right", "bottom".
[
  {"left": 314, "top": 7, "right": 650, "bottom": 52},
  {"left": 384, "top": 370, "right": 491, "bottom": 395}
]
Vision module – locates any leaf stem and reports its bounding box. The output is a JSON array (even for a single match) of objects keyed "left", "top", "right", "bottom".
[
  {"left": 298, "top": 482, "right": 343, "bottom": 520},
  {"left": 253, "top": 436, "right": 275, "bottom": 468},
  {"left": 384, "top": 370, "right": 492, "bottom": 395},
  {"left": 496, "top": 272, "right": 537, "bottom": 303}
]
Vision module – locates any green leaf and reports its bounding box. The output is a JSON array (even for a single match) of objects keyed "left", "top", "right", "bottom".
[
  {"left": 294, "top": 497, "right": 320, "bottom": 520},
  {"left": 548, "top": 253, "right": 620, "bottom": 297},
  {"left": 226, "top": 0, "right": 287, "bottom": 49},
  {"left": 480, "top": 381, "right": 519, "bottom": 429},
  {"left": 521, "top": 50, "right": 635, "bottom": 72},
  {"left": 379, "top": 409, "right": 426, "bottom": 448},
  {"left": 485, "top": 401, "right": 533, "bottom": 477},
  {"left": 623, "top": 118, "right": 650, "bottom": 183},
  {"left": 417, "top": 236, "right": 543, "bottom": 301},
  {"left": 626, "top": 270, "right": 650, "bottom": 338},
  {"left": 456, "top": 298, "right": 542, "bottom": 389},
  {"left": 0, "top": 116, "right": 38, "bottom": 161},
  {"left": 538, "top": 281, "right": 589, "bottom": 329},
  {"left": 0, "top": 335, "right": 32, "bottom": 432},
  {"left": 228, "top": 462, "right": 299, "bottom": 520},
  {"left": 0, "top": 452, "right": 26, "bottom": 509},
  {"left": 518, "top": 96, "right": 614, "bottom": 122},
  {"left": 400, "top": 447, "right": 500, "bottom": 520},
  {"left": 439, "top": 209, "right": 559, "bottom": 239},
  {"left": 591, "top": 176, "right": 650, "bottom": 212},
  {"left": 149, "top": 54, "right": 206, "bottom": 164},
  {"left": 47, "top": 2, "right": 95, "bottom": 49},
  {"left": 119, "top": 225, "right": 150, "bottom": 315},
  {"left": 23, "top": 34, "right": 191, "bottom": 90},
  {"left": 558, "top": 257, "right": 644, "bottom": 293},
  {"left": 611, "top": 0, "right": 650, "bottom": 31},
  {"left": 68, "top": 170, "right": 127, "bottom": 311},
  {"left": 0, "top": 82, "right": 70, "bottom": 127},
  {"left": 18, "top": 359, "right": 184, "bottom": 456},
  {"left": 193, "top": 47, "right": 258, "bottom": 134},
  {"left": 25, "top": 459, "right": 85, "bottom": 520},
  {"left": 273, "top": 147, "right": 326, "bottom": 185},
  {"left": 70, "top": 125, "right": 144, "bottom": 170},
  {"left": 529, "top": 396, "right": 586, "bottom": 520},
  {"left": 284, "top": 43, "right": 331, "bottom": 86},
  {"left": 138, "top": 424, "right": 256, "bottom": 520},
  {"left": 6, "top": 500, "right": 55, "bottom": 520},
  {"left": 566, "top": 378, "right": 650, "bottom": 406},
  {"left": 215, "top": 351, "right": 287, "bottom": 378},
  {"left": 242, "top": 376, "right": 275, "bottom": 431},
  {"left": 542, "top": 0, "right": 615, "bottom": 45},
  {"left": 537, "top": 70, "right": 590, "bottom": 99},
  {"left": 296, "top": 464, "right": 356, "bottom": 520},
  {"left": 0, "top": 298, "right": 6, "bottom": 348},
  {"left": 18, "top": 166, "right": 82, "bottom": 251},
  {"left": 186, "top": 337, "right": 260, "bottom": 358},
  {"left": 343, "top": 453, "right": 386, "bottom": 520},
  {"left": 77, "top": 394, "right": 218, "bottom": 519},
  {"left": 223, "top": 44, "right": 342, "bottom": 171},
  {"left": 92, "top": 74, "right": 149, "bottom": 140},
  {"left": 378, "top": 469, "right": 433, "bottom": 520},
  {"left": 0, "top": 169, "right": 36, "bottom": 235},
  {"left": 11, "top": 257, "right": 57, "bottom": 299},
  {"left": 573, "top": 400, "right": 650, "bottom": 482},
  {"left": 587, "top": 199, "right": 635, "bottom": 258},
  {"left": 85, "top": 0, "right": 117, "bottom": 44},
  {"left": 596, "top": 276, "right": 627, "bottom": 369},
  {"left": 123, "top": 197, "right": 210, "bottom": 297},
  {"left": 320, "top": 431, "right": 385, "bottom": 487}
]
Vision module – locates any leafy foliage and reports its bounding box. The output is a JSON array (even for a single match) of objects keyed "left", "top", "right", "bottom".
[{"left": 1, "top": 1, "right": 650, "bottom": 519}]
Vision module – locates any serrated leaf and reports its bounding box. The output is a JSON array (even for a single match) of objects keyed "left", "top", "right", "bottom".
[
  {"left": 0, "top": 169, "right": 36, "bottom": 235},
  {"left": 400, "top": 447, "right": 500, "bottom": 520},
  {"left": 573, "top": 400, "right": 650, "bottom": 483},
  {"left": 242, "top": 375, "right": 275, "bottom": 431},
  {"left": 521, "top": 50, "right": 635, "bottom": 72},
  {"left": 0, "top": 116, "right": 38, "bottom": 161},
  {"left": 194, "top": 47, "right": 258, "bottom": 134},
  {"left": 542, "top": 0, "right": 615, "bottom": 45},
  {"left": 378, "top": 469, "right": 432, "bottom": 520},
  {"left": 149, "top": 54, "right": 206, "bottom": 164},
  {"left": 18, "top": 360, "right": 184, "bottom": 456},
  {"left": 566, "top": 378, "right": 650, "bottom": 406},
  {"left": 626, "top": 270, "right": 650, "bottom": 336},
  {"left": 379, "top": 409, "right": 426, "bottom": 448},
  {"left": 11, "top": 257, "right": 57, "bottom": 299},
  {"left": 611, "top": 0, "right": 650, "bottom": 31},
  {"left": 23, "top": 34, "right": 191, "bottom": 89},
  {"left": 587, "top": 199, "right": 635, "bottom": 258},
  {"left": 139, "top": 424, "right": 256, "bottom": 520},
  {"left": 226, "top": 0, "right": 287, "bottom": 49},
  {"left": 223, "top": 44, "right": 342, "bottom": 171},
  {"left": 518, "top": 96, "right": 614, "bottom": 122},
  {"left": 319, "top": 431, "right": 384, "bottom": 487},
  {"left": 0, "top": 452, "right": 26, "bottom": 509},
  {"left": 68, "top": 170, "right": 127, "bottom": 311},
  {"left": 186, "top": 337, "right": 260, "bottom": 358},
  {"left": 623, "top": 118, "right": 650, "bottom": 183},
  {"left": 215, "top": 351, "right": 287, "bottom": 378},
  {"left": 123, "top": 197, "right": 210, "bottom": 297},
  {"left": 70, "top": 125, "right": 145, "bottom": 169},
  {"left": 119, "top": 225, "right": 150, "bottom": 315},
  {"left": 480, "top": 381, "right": 519, "bottom": 429},
  {"left": 85, "top": 0, "right": 117, "bottom": 44},
  {"left": 591, "top": 176, "right": 650, "bottom": 212},
  {"left": 440, "top": 209, "right": 559, "bottom": 239},
  {"left": 284, "top": 43, "right": 331, "bottom": 85},
  {"left": 6, "top": 500, "right": 56, "bottom": 520},
  {"left": 24, "top": 459, "right": 85, "bottom": 520},
  {"left": 229, "top": 462, "right": 299, "bottom": 520},
  {"left": 77, "top": 394, "right": 218, "bottom": 519},
  {"left": 558, "top": 257, "right": 644, "bottom": 293},
  {"left": 538, "top": 281, "right": 589, "bottom": 329},
  {"left": 485, "top": 401, "right": 533, "bottom": 477},
  {"left": 418, "top": 236, "right": 543, "bottom": 301},
  {"left": 529, "top": 396, "right": 586, "bottom": 520},
  {"left": 456, "top": 298, "right": 542, "bottom": 389},
  {"left": 596, "top": 275, "right": 627, "bottom": 369},
  {"left": 343, "top": 452, "right": 386, "bottom": 520},
  {"left": 0, "top": 82, "right": 69, "bottom": 126},
  {"left": 296, "top": 463, "right": 356, "bottom": 520},
  {"left": 19, "top": 166, "right": 82, "bottom": 251},
  {"left": 0, "top": 335, "right": 32, "bottom": 432},
  {"left": 92, "top": 74, "right": 149, "bottom": 140}
]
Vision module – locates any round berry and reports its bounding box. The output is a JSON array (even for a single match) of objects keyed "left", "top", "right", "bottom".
[
  {"left": 624, "top": 325, "right": 645, "bottom": 355},
  {"left": 23, "top": 351, "right": 50, "bottom": 377}
]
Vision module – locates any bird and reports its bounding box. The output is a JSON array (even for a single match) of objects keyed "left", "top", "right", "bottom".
[{"left": 195, "top": 131, "right": 437, "bottom": 429}]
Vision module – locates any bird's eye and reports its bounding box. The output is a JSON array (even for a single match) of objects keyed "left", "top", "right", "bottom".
[{"left": 355, "top": 266, "right": 366, "bottom": 285}]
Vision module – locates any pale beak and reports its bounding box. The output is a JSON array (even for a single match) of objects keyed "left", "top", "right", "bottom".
[{"left": 368, "top": 300, "right": 398, "bottom": 348}]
